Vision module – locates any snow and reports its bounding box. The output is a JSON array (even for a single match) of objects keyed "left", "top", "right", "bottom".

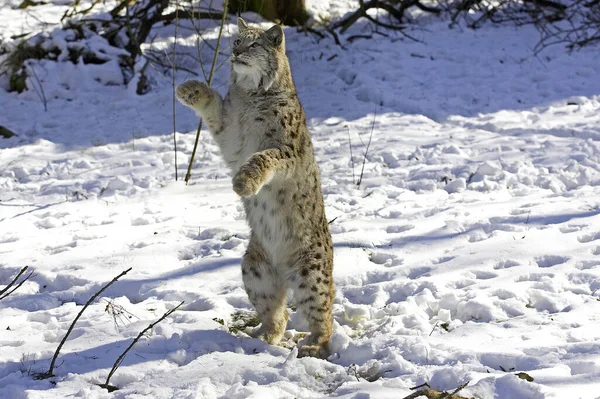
[{"left": 2, "top": 1, "right": 600, "bottom": 398}]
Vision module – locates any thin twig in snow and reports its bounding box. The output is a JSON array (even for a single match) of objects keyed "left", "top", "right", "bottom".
[
  {"left": 0, "top": 266, "right": 33, "bottom": 300},
  {"left": 172, "top": 1, "right": 179, "bottom": 181},
  {"left": 39, "top": 268, "right": 132, "bottom": 379},
  {"left": 356, "top": 107, "right": 377, "bottom": 188},
  {"left": 99, "top": 301, "right": 184, "bottom": 392},
  {"left": 346, "top": 124, "right": 355, "bottom": 185},
  {"left": 26, "top": 63, "right": 47, "bottom": 111},
  {"left": 429, "top": 321, "right": 439, "bottom": 336}
]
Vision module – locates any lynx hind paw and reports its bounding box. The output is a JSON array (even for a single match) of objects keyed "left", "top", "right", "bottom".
[
  {"left": 175, "top": 80, "right": 211, "bottom": 108},
  {"left": 250, "top": 325, "right": 284, "bottom": 346},
  {"left": 298, "top": 344, "right": 329, "bottom": 359}
]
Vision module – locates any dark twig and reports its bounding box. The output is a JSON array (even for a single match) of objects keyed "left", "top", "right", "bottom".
[
  {"left": 172, "top": 1, "right": 179, "bottom": 181},
  {"left": 357, "top": 107, "right": 377, "bottom": 188},
  {"left": 429, "top": 321, "right": 439, "bottom": 336},
  {"left": 403, "top": 381, "right": 471, "bottom": 398},
  {"left": 0, "top": 266, "right": 33, "bottom": 300},
  {"left": 99, "top": 301, "right": 184, "bottom": 391},
  {"left": 40, "top": 268, "right": 132, "bottom": 378},
  {"left": 185, "top": 0, "right": 229, "bottom": 184},
  {"left": 346, "top": 125, "right": 356, "bottom": 184},
  {"left": 141, "top": 53, "right": 199, "bottom": 76},
  {"left": 26, "top": 63, "right": 48, "bottom": 111}
]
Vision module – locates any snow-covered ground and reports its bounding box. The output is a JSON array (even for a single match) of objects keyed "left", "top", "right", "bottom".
[{"left": 2, "top": 1, "right": 600, "bottom": 398}]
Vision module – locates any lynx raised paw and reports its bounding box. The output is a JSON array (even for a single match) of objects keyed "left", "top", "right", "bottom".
[
  {"left": 232, "top": 165, "right": 265, "bottom": 197},
  {"left": 175, "top": 80, "right": 213, "bottom": 108},
  {"left": 232, "top": 172, "right": 261, "bottom": 197}
]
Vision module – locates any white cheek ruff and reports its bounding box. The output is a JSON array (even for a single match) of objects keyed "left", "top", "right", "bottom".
[{"left": 233, "top": 62, "right": 263, "bottom": 90}]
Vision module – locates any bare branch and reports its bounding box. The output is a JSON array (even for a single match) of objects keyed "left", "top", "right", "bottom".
[
  {"left": 99, "top": 301, "right": 184, "bottom": 391},
  {"left": 185, "top": 0, "right": 229, "bottom": 184},
  {"left": 172, "top": 1, "right": 179, "bottom": 181},
  {"left": 38, "top": 268, "right": 133, "bottom": 379},
  {"left": 357, "top": 107, "right": 377, "bottom": 188},
  {"left": 0, "top": 266, "right": 33, "bottom": 300}
]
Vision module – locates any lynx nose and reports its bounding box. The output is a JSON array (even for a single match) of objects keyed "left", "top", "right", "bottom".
[{"left": 232, "top": 48, "right": 242, "bottom": 57}]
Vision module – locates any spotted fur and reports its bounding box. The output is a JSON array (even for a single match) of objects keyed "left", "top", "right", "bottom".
[{"left": 176, "top": 18, "right": 334, "bottom": 358}]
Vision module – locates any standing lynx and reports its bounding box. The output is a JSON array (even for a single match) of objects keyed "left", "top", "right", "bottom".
[{"left": 176, "top": 18, "right": 334, "bottom": 358}]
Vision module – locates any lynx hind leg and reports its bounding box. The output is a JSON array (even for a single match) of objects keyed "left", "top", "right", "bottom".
[
  {"left": 242, "top": 245, "right": 288, "bottom": 345},
  {"left": 291, "top": 256, "right": 334, "bottom": 358}
]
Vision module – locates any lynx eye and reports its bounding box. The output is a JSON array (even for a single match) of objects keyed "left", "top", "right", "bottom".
[
  {"left": 234, "top": 39, "right": 242, "bottom": 46},
  {"left": 250, "top": 42, "right": 259, "bottom": 48}
]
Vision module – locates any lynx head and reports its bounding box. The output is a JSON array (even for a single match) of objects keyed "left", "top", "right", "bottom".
[{"left": 230, "top": 18, "right": 288, "bottom": 91}]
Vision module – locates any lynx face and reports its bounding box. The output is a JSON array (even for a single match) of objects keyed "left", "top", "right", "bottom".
[{"left": 231, "top": 18, "right": 284, "bottom": 90}]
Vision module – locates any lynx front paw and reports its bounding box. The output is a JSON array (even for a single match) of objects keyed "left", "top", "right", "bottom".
[
  {"left": 175, "top": 80, "right": 213, "bottom": 109},
  {"left": 232, "top": 170, "right": 261, "bottom": 197}
]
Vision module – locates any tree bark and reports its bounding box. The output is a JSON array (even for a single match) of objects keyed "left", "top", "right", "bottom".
[{"left": 230, "top": 0, "right": 308, "bottom": 26}]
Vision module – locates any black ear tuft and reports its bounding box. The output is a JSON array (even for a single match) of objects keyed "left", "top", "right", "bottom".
[{"left": 265, "top": 24, "right": 284, "bottom": 46}]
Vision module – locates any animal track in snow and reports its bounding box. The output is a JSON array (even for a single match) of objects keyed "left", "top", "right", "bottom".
[
  {"left": 510, "top": 208, "right": 531, "bottom": 216},
  {"left": 44, "top": 241, "right": 77, "bottom": 255},
  {"left": 470, "top": 270, "right": 499, "bottom": 280},
  {"left": 406, "top": 267, "right": 432, "bottom": 279},
  {"left": 577, "top": 260, "right": 600, "bottom": 270},
  {"left": 365, "top": 270, "right": 399, "bottom": 284},
  {"left": 344, "top": 284, "right": 386, "bottom": 306},
  {"left": 369, "top": 251, "right": 403, "bottom": 267},
  {"left": 559, "top": 224, "right": 586, "bottom": 234},
  {"left": 535, "top": 255, "right": 570, "bottom": 268},
  {"left": 431, "top": 256, "right": 455, "bottom": 264},
  {"left": 494, "top": 259, "right": 520, "bottom": 269},
  {"left": 516, "top": 272, "right": 555, "bottom": 282},
  {"left": 0, "top": 339, "right": 25, "bottom": 348},
  {"left": 178, "top": 233, "right": 244, "bottom": 261},
  {"left": 577, "top": 232, "right": 600, "bottom": 243},
  {"left": 27, "top": 312, "right": 55, "bottom": 323},
  {"left": 385, "top": 224, "right": 414, "bottom": 233},
  {"left": 591, "top": 246, "right": 600, "bottom": 255},
  {"left": 0, "top": 235, "right": 19, "bottom": 244},
  {"left": 36, "top": 217, "right": 64, "bottom": 229},
  {"left": 72, "top": 232, "right": 103, "bottom": 241}
]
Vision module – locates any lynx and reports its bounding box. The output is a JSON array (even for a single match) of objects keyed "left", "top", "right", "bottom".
[{"left": 176, "top": 18, "right": 334, "bottom": 358}]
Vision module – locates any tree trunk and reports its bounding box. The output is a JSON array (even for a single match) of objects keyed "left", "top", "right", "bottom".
[{"left": 230, "top": 0, "right": 308, "bottom": 26}]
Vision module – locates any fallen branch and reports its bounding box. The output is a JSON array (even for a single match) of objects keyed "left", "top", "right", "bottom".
[
  {"left": 38, "top": 268, "right": 132, "bottom": 379},
  {"left": 0, "top": 266, "right": 33, "bottom": 300},
  {"left": 99, "top": 301, "right": 184, "bottom": 392},
  {"left": 402, "top": 381, "right": 471, "bottom": 399}
]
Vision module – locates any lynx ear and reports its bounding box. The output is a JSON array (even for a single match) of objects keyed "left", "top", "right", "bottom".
[
  {"left": 265, "top": 24, "right": 284, "bottom": 46},
  {"left": 238, "top": 17, "right": 249, "bottom": 32}
]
